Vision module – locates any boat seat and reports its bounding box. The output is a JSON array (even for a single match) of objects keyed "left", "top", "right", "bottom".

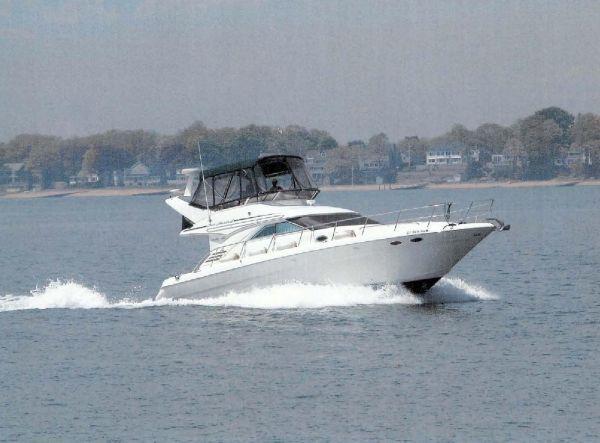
[
  {"left": 275, "top": 241, "right": 298, "bottom": 251},
  {"left": 220, "top": 253, "right": 240, "bottom": 262},
  {"left": 246, "top": 247, "right": 268, "bottom": 257},
  {"left": 334, "top": 230, "right": 356, "bottom": 240}
]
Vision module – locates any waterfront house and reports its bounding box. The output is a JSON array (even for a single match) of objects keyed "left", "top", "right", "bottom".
[
  {"left": 426, "top": 149, "right": 463, "bottom": 167},
  {"left": 305, "top": 149, "right": 329, "bottom": 185},
  {"left": 70, "top": 169, "right": 100, "bottom": 187},
  {"left": 491, "top": 154, "right": 513, "bottom": 167},
  {"left": 124, "top": 162, "right": 160, "bottom": 186},
  {"left": 565, "top": 150, "right": 586, "bottom": 167},
  {"left": 358, "top": 154, "right": 390, "bottom": 184},
  {"left": 1, "top": 163, "right": 31, "bottom": 191}
]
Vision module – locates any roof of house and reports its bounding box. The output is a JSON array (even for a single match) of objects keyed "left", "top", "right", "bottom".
[
  {"left": 128, "top": 162, "right": 150, "bottom": 176},
  {"left": 4, "top": 162, "right": 25, "bottom": 172}
]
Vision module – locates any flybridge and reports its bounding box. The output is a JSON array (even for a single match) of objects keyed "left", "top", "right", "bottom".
[{"left": 189, "top": 155, "right": 319, "bottom": 210}]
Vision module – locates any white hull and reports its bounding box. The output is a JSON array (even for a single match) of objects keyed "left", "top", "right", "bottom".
[{"left": 157, "top": 223, "right": 495, "bottom": 300}]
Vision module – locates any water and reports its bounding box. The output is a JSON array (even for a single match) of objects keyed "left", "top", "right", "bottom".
[{"left": 1, "top": 187, "right": 599, "bottom": 441}]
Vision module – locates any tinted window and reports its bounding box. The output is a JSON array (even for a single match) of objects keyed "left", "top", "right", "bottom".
[
  {"left": 240, "top": 169, "right": 256, "bottom": 198},
  {"left": 192, "top": 177, "right": 214, "bottom": 207},
  {"left": 288, "top": 157, "right": 315, "bottom": 189},
  {"left": 213, "top": 173, "right": 232, "bottom": 204},
  {"left": 290, "top": 213, "right": 380, "bottom": 229},
  {"left": 253, "top": 224, "right": 276, "bottom": 238},
  {"left": 276, "top": 222, "right": 302, "bottom": 234},
  {"left": 224, "top": 172, "right": 241, "bottom": 202},
  {"left": 253, "top": 222, "right": 302, "bottom": 239}
]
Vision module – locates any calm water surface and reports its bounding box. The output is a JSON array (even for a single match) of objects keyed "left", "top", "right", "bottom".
[{"left": 0, "top": 186, "right": 599, "bottom": 441}]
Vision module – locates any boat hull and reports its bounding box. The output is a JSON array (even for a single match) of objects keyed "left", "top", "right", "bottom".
[{"left": 157, "top": 224, "right": 495, "bottom": 300}]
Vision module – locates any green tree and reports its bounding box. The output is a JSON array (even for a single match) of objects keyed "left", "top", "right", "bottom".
[
  {"left": 325, "top": 145, "right": 362, "bottom": 184},
  {"left": 473, "top": 123, "right": 513, "bottom": 163},
  {"left": 534, "top": 107, "right": 574, "bottom": 147},
  {"left": 26, "top": 143, "right": 63, "bottom": 188},
  {"left": 396, "top": 136, "right": 429, "bottom": 168},
  {"left": 572, "top": 113, "right": 600, "bottom": 176},
  {"left": 519, "top": 114, "right": 562, "bottom": 179},
  {"left": 3, "top": 134, "right": 61, "bottom": 162},
  {"left": 232, "top": 125, "right": 272, "bottom": 161},
  {"left": 446, "top": 124, "right": 476, "bottom": 147},
  {"left": 367, "top": 133, "right": 390, "bottom": 155},
  {"left": 82, "top": 145, "right": 134, "bottom": 185}
]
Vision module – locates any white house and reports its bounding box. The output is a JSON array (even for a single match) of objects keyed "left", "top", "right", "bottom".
[
  {"left": 565, "top": 150, "right": 586, "bottom": 166},
  {"left": 359, "top": 154, "right": 389, "bottom": 171},
  {"left": 304, "top": 150, "right": 328, "bottom": 185},
  {"left": 124, "top": 162, "right": 159, "bottom": 186},
  {"left": 70, "top": 169, "right": 100, "bottom": 187},
  {"left": 491, "top": 154, "right": 513, "bottom": 167},
  {"left": 4, "top": 163, "right": 26, "bottom": 185},
  {"left": 426, "top": 149, "right": 462, "bottom": 166}
]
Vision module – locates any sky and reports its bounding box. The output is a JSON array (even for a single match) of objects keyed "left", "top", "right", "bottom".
[{"left": 1, "top": 0, "right": 600, "bottom": 143}]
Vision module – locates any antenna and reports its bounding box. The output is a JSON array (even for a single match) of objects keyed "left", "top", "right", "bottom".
[{"left": 197, "top": 140, "right": 212, "bottom": 224}]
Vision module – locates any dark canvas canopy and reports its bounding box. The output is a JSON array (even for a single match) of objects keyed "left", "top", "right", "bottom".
[{"left": 190, "top": 155, "right": 319, "bottom": 210}]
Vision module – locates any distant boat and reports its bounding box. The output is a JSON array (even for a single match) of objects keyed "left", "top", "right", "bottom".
[
  {"left": 556, "top": 181, "right": 579, "bottom": 187},
  {"left": 392, "top": 183, "right": 427, "bottom": 190},
  {"left": 132, "top": 189, "right": 171, "bottom": 196}
]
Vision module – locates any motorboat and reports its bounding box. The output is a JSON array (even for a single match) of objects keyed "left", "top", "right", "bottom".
[
  {"left": 156, "top": 155, "right": 508, "bottom": 300},
  {"left": 392, "top": 183, "right": 427, "bottom": 190}
]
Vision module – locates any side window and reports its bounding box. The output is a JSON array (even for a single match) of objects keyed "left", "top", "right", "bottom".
[
  {"left": 253, "top": 222, "right": 301, "bottom": 239},
  {"left": 224, "top": 172, "right": 240, "bottom": 202},
  {"left": 240, "top": 169, "right": 256, "bottom": 198},
  {"left": 253, "top": 224, "right": 276, "bottom": 238},
  {"left": 213, "top": 174, "right": 231, "bottom": 204},
  {"left": 276, "top": 222, "right": 301, "bottom": 234}
]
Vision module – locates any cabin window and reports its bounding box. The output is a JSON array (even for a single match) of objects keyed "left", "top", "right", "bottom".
[
  {"left": 190, "top": 155, "right": 320, "bottom": 209},
  {"left": 240, "top": 169, "right": 256, "bottom": 198},
  {"left": 288, "top": 157, "right": 315, "bottom": 189},
  {"left": 192, "top": 175, "right": 214, "bottom": 207},
  {"left": 213, "top": 173, "right": 232, "bottom": 205},
  {"left": 224, "top": 171, "right": 241, "bottom": 202},
  {"left": 252, "top": 222, "right": 302, "bottom": 239},
  {"left": 276, "top": 221, "right": 302, "bottom": 234},
  {"left": 290, "top": 212, "right": 380, "bottom": 229},
  {"left": 256, "top": 158, "right": 294, "bottom": 190},
  {"left": 253, "top": 224, "right": 276, "bottom": 238}
]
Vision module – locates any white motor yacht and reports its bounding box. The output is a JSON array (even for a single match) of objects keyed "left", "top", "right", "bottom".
[{"left": 157, "top": 155, "right": 508, "bottom": 300}]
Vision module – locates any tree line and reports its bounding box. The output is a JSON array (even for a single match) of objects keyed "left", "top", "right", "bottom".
[
  {"left": 0, "top": 123, "right": 337, "bottom": 188},
  {"left": 1, "top": 106, "right": 600, "bottom": 188}
]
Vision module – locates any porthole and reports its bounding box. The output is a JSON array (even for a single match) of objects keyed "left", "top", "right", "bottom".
[
  {"left": 390, "top": 240, "right": 402, "bottom": 245},
  {"left": 316, "top": 235, "right": 328, "bottom": 242},
  {"left": 410, "top": 237, "right": 423, "bottom": 243}
]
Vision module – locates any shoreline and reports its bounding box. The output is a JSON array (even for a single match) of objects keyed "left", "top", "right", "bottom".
[
  {"left": 1, "top": 178, "right": 599, "bottom": 200},
  {"left": 322, "top": 178, "right": 600, "bottom": 192},
  {"left": 0, "top": 187, "right": 172, "bottom": 200}
]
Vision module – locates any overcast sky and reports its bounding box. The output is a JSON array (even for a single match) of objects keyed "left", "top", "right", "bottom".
[{"left": 2, "top": 0, "right": 600, "bottom": 143}]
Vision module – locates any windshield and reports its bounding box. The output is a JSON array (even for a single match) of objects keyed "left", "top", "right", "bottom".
[
  {"left": 190, "top": 156, "right": 319, "bottom": 209},
  {"left": 289, "top": 212, "right": 380, "bottom": 229}
]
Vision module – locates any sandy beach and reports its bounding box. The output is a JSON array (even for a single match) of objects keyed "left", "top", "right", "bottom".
[
  {"left": 321, "top": 178, "right": 600, "bottom": 192},
  {"left": 0, "top": 187, "right": 172, "bottom": 199}
]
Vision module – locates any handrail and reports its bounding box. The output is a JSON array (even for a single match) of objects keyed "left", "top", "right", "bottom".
[{"left": 194, "top": 198, "right": 495, "bottom": 271}]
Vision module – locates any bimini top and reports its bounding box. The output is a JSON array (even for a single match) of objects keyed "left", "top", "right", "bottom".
[{"left": 190, "top": 155, "right": 319, "bottom": 210}]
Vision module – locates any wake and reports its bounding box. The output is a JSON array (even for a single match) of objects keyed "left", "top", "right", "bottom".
[{"left": 0, "top": 278, "right": 497, "bottom": 313}]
